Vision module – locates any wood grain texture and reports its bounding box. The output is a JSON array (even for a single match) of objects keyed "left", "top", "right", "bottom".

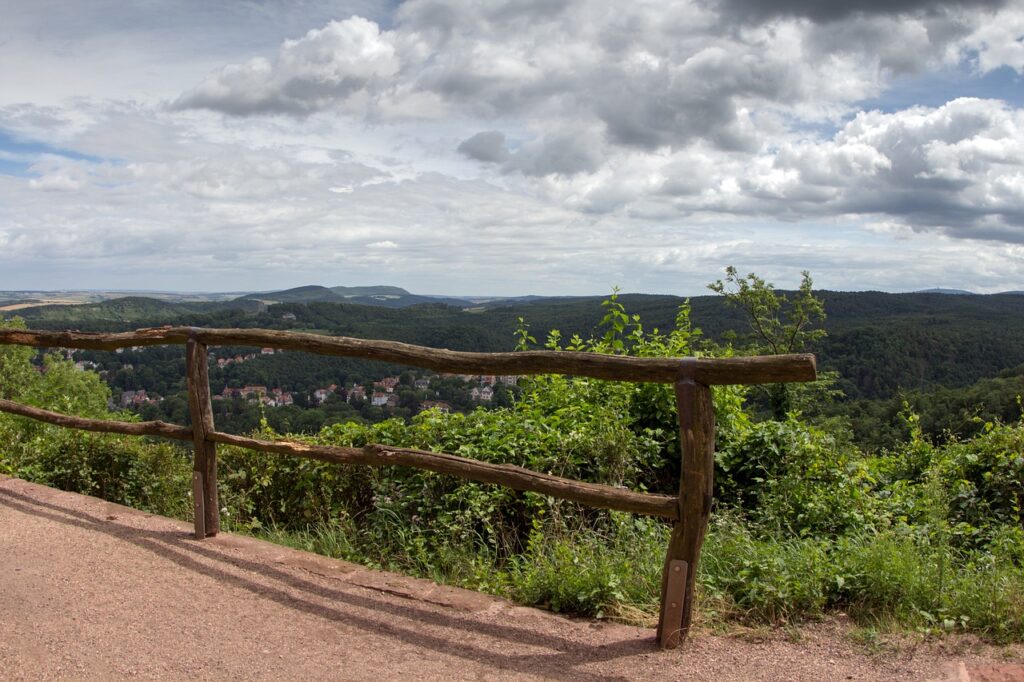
[
  {"left": 185, "top": 339, "right": 219, "bottom": 537},
  {"left": 208, "top": 431, "right": 681, "bottom": 520},
  {"left": 0, "top": 398, "right": 193, "bottom": 440},
  {"left": 657, "top": 380, "right": 715, "bottom": 648},
  {"left": 0, "top": 327, "right": 816, "bottom": 385},
  {"left": 191, "top": 471, "right": 206, "bottom": 540},
  {"left": 658, "top": 560, "right": 689, "bottom": 649}
]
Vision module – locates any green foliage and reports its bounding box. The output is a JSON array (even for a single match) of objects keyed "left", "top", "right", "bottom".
[
  {"left": 829, "top": 368, "right": 1024, "bottom": 451},
  {"left": 15, "top": 286, "right": 1024, "bottom": 449},
  {"left": 716, "top": 417, "right": 879, "bottom": 535},
  {"left": 0, "top": 317, "right": 190, "bottom": 512},
  {"left": 701, "top": 517, "right": 1024, "bottom": 641},
  {"left": 708, "top": 268, "right": 826, "bottom": 356},
  {"left": 709, "top": 268, "right": 830, "bottom": 419},
  {"left": 0, "top": 319, "right": 37, "bottom": 400},
  {"left": 219, "top": 372, "right": 663, "bottom": 555},
  {"left": 0, "top": 317, "right": 111, "bottom": 416},
  {"left": 937, "top": 423, "right": 1024, "bottom": 532},
  {"left": 871, "top": 416, "right": 1024, "bottom": 543},
  {"left": 0, "top": 422, "right": 191, "bottom": 517},
  {"left": 701, "top": 514, "right": 833, "bottom": 622}
]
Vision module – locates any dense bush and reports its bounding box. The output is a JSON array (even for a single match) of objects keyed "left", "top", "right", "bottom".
[
  {"left": 0, "top": 317, "right": 192, "bottom": 517},
  {"left": 715, "top": 417, "right": 880, "bottom": 535}
]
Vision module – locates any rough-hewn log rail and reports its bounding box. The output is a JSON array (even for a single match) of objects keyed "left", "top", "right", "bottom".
[
  {"left": 0, "top": 327, "right": 815, "bottom": 385},
  {"left": 0, "top": 398, "right": 193, "bottom": 441},
  {"left": 209, "top": 431, "right": 680, "bottom": 520},
  {"left": 0, "top": 399, "right": 679, "bottom": 520},
  {"left": 0, "top": 324, "right": 818, "bottom": 650}
]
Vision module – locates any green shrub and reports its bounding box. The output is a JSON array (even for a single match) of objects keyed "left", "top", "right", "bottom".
[
  {"left": 1, "top": 419, "right": 191, "bottom": 518},
  {"left": 716, "top": 417, "right": 880, "bottom": 535}
]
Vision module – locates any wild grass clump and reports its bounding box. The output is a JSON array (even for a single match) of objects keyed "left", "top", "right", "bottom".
[
  {"left": 698, "top": 517, "right": 1024, "bottom": 642},
  {"left": 506, "top": 513, "right": 665, "bottom": 619}
]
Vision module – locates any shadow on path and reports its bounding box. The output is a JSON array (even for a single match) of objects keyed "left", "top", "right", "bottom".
[{"left": 0, "top": 485, "right": 663, "bottom": 681}]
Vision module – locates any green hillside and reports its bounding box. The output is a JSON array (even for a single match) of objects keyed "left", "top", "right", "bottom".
[
  {"left": 8, "top": 296, "right": 262, "bottom": 324},
  {"left": 237, "top": 284, "right": 474, "bottom": 309},
  {"left": 238, "top": 285, "right": 345, "bottom": 304}
]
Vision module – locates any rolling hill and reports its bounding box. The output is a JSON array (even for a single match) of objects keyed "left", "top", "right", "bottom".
[
  {"left": 7, "top": 288, "right": 1024, "bottom": 405},
  {"left": 237, "top": 285, "right": 475, "bottom": 309}
]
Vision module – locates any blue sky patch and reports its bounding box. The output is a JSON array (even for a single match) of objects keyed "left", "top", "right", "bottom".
[
  {"left": 859, "top": 64, "right": 1024, "bottom": 114},
  {"left": 0, "top": 129, "right": 102, "bottom": 177}
]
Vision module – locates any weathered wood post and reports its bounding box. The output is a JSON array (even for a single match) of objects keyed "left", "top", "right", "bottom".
[
  {"left": 657, "top": 378, "right": 715, "bottom": 648},
  {"left": 185, "top": 337, "right": 219, "bottom": 538}
]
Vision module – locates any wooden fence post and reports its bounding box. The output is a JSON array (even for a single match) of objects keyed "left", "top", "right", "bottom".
[
  {"left": 186, "top": 338, "right": 219, "bottom": 537},
  {"left": 657, "top": 379, "right": 715, "bottom": 648}
]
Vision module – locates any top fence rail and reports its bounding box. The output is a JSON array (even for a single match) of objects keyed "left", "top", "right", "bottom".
[{"left": 0, "top": 326, "right": 815, "bottom": 385}]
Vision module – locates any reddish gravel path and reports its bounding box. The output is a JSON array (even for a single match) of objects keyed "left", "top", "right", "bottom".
[{"left": 1, "top": 475, "right": 1021, "bottom": 681}]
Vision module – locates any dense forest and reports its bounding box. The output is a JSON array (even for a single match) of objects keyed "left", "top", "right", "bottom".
[{"left": 6, "top": 287, "right": 1024, "bottom": 447}]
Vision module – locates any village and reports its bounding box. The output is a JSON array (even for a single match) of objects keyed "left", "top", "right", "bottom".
[
  {"left": 212, "top": 369, "right": 520, "bottom": 415},
  {"left": 61, "top": 344, "right": 523, "bottom": 422}
]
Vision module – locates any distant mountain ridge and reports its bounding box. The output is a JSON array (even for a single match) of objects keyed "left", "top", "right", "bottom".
[
  {"left": 330, "top": 285, "right": 411, "bottom": 297},
  {"left": 238, "top": 285, "right": 482, "bottom": 309},
  {"left": 5, "top": 284, "right": 1023, "bottom": 311},
  {"left": 239, "top": 285, "right": 345, "bottom": 303},
  {"left": 915, "top": 288, "right": 975, "bottom": 295}
]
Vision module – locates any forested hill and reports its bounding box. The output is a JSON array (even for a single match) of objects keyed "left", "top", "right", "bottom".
[
  {"left": 6, "top": 290, "right": 1024, "bottom": 403},
  {"left": 813, "top": 291, "right": 1024, "bottom": 399},
  {"left": 237, "top": 284, "right": 476, "bottom": 308},
  {"left": 4, "top": 296, "right": 265, "bottom": 322}
]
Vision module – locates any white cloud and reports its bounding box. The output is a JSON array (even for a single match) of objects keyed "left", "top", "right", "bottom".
[
  {"left": 2, "top": 1, "right": 1024, "bottom": 294},
  {"left": 766, "top": 98, "right": 1024, "bottom": 239},
  {"left": 174, "top": 17, "right": 408, "bottom": 116},
  {"left": 959, "top": 2, "right": 1024, "bottom": 73}
]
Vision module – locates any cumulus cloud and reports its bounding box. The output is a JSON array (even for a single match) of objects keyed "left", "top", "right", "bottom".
[
  {"left": 837, "top": 100, "right": 1024, "bottom": 236},
  {"left": 503, "top": 128, "right": 607, "bottom": 176},
  {"left": 174, "top": 2, "right": 856, "bottom": 153},
  {"left": 174, "top": 0, "right": 1024, "bottom": 167},
  {"left": 648, "top": 98, "right": 1024, "bottom": 241},
  {"left": 457, "top": 131, "right": 509, "bottom": 163},
  {"left": 174, "top": 17, "right": 406, "bottom": 116},
  {"left": 3, "top": 101, "right": 1024, "bottom": 294},
  {"left": 959, "top": 2, "right": 1024, "bottom": 73}
]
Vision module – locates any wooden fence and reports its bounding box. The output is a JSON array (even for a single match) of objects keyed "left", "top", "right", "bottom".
[{"left": 0, "top": 325, "right": 815, "bottom": 648}]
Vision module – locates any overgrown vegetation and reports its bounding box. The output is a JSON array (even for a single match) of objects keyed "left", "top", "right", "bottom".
[{"left": 2, "top": 273, "right": 1023, "bottom": 642}]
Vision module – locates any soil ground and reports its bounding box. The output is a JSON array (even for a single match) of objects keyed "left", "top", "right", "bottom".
[{"left": 2, "top": 475, "right": 1022, "bottom": 681}]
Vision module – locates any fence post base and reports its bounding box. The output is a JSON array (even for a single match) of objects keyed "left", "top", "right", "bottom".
[
  {"left": 657, "top": 559, "right": 689, "bottom": 648},
  {"left": 191, "top": 471, "right": 206, "bottom": 539}
]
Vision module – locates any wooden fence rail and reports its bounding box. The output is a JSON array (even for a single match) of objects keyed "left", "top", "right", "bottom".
[{"left": 0, "top": 326, "right": 815, "bottom": 648}]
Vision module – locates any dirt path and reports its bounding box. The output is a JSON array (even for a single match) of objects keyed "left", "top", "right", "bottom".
[{"left": 1, "top": 476, "right": 1021, "bottom": 681}]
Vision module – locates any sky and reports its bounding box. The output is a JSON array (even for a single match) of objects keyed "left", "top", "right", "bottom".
[{"left": 1, "top": 0, "right": 1023, "bottom": 296}]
